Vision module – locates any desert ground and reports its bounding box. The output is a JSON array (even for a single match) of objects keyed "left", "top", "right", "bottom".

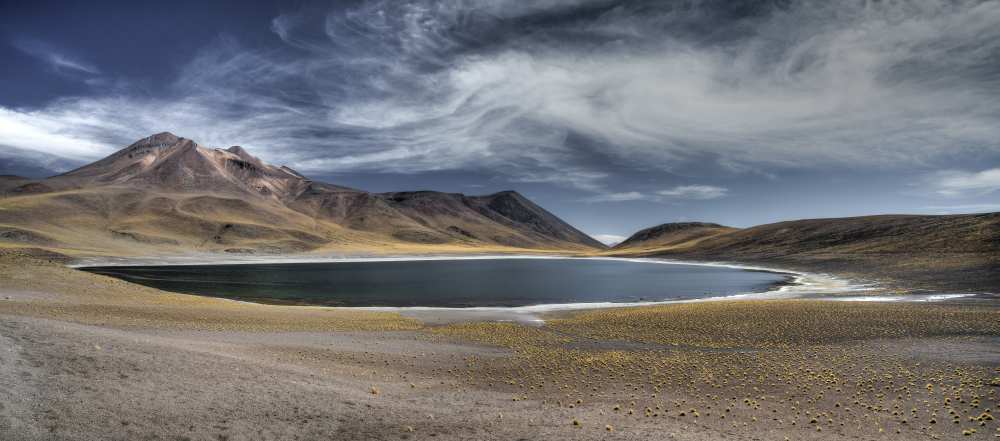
[{"left": 1, "top": 248, "right": 998, "bottom": 440}]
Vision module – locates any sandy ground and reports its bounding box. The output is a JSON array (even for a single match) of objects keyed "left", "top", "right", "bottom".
[
  {"left": 0, "top": 315, "right": 514, "bottom": 440},
  {"left": 1, "top": 250, "right": 998, "bottom": 440}
]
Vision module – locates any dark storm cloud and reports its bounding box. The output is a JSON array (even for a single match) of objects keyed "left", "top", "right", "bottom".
[{"left": 2, "top": 0, "right": 1000, "bottom": 224}]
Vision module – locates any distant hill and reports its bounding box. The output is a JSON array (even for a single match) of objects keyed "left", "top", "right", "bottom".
[
  {"left": 610, "top": 215, "right": 1000, "bottom": 291},
  {"left": 0, "top": 133, "right": 605, "bottom": 255},
  {"left": 0, "top": 175, "right": 32, "bottom": 193},
  {"left": 613, "top": 222, "right": 736, "bottom": 252}
]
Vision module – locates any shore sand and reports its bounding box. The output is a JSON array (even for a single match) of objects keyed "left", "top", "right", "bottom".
[{"left": 1, "top": 250, "right": 998, "bottom": 440}]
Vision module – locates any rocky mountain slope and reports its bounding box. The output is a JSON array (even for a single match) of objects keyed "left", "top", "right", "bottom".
[
  {"left": 609, "top": 214, "right": 1000, "bottom": 291},
  {"left": 0, "top": 133, "right": 605, "bottom": 255}
]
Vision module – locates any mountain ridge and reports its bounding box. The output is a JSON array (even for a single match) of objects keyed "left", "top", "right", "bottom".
[
  {"left": 608, "top": 214, "right": 1000, "bottom": 291},
  {"left": 613, "top": 222, "right": 737, "bottom": 251},
  {"left": 0, "top": 133, "right": 605, "bottom": 255}
]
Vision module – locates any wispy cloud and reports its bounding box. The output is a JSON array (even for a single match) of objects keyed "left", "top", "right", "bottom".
[
  {"left": 582, "top": 184, "right": 728, "bottom": 202},
  {"left": 581, "top": 191, "right": 644, "bottom": 203},
  {"left": 11, "top": 38, "right": 100, "bottom": 75},
  {"left": 927, "top": 168, "right": 1000, "bottom": 197},
  {"left": 0, "top": 107, "right": 112, "bottom": 160},
  {"left": 657, "top": 185, "right": 728, "bottom": 200},
  {"left": 1, "top": 0, "right": 1000, "bottom": 194}
]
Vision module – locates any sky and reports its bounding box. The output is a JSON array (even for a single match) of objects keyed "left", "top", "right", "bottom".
[{"left": 2, "top": 0, "right": 1000, "bottom": 245}]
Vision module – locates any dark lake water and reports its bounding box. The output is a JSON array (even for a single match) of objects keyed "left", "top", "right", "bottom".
[{"left": 81, "top": 258, "right": 791, "bottom": 308}]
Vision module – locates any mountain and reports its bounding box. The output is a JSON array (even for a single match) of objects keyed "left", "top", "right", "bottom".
[
  {"left": 609, "top": 214, "right": 1000, "bottom": 291},
  {"left": 45, "top": 133, "right": 319, "bottom": 198},
  {"left": 0, "top": 175, "right": 32, "bottom": 193},
  {"left": 0, "top": 133, "right": 605, "bottom": 255},
  {"left": 612, "top": 222, "right": 736, "bottom": 252},
  {"left": 0, "top": 146, "right": 85, "bottom": 179}
]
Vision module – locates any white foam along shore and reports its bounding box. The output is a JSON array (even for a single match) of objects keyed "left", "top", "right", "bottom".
[
  {"left": 72, "top": 253, "right": 981, "bottom": 323},
  {"left": 69, "top": 253, "right": 584, "bottom": 267},
  {"left": 349, "top": 257, "right": 873, "bottom": 323},
  {"left": 820, "top": 293, "right": 977, "bottom": 302}
]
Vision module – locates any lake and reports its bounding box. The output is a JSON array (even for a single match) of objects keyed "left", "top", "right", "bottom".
[{"left": 80, "top": 258, "right": 791, "bottom": 308}]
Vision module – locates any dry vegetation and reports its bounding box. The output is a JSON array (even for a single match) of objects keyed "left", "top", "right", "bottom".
[
  {"left": 3, "top": 248, "right": 999, "bottom": 439},
  {"left": 432, "top": 301, "right": 1000, "bottom": 439},
  {"left": 548, "top": 301, "right": 1000, "bottom": 348}
]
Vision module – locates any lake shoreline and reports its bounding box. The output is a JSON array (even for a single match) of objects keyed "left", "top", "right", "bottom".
[
  {"left": 71, "top": 253, "right": 987, "bottom": 325},
  {"left": 74, "top": 255, "right": 858, "bottom": 323}
]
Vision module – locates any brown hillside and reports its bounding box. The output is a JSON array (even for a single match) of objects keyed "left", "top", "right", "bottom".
[
  {"left": 612, "top": 222, "right": 737, "bottom": 252},
  {"left": 0, "top": 133, "right": 605, "bottom": 256},
  {"left": 610, "top": 214, "right": 1000, "bottom": 291}
]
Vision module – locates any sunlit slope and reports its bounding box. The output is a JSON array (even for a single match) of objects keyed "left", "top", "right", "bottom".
[{"left": 0, "top": 133, "right": 605, "bottom": 255}]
